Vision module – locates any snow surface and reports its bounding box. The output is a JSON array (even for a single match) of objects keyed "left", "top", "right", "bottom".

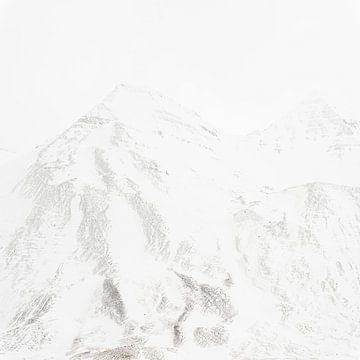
[{"left": 0, "top": 85, "right": 359, "bottom": 359}]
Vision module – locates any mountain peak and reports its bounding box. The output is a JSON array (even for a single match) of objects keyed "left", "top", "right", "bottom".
[
  {"left": 245, "top": 95, "right": 360, "bottom": 150},
  {"left": 283, "top": 96, "right": 341, "bottom": 128},
  {"left": 75, "top": 84, "right": 217, "bottom": 139}
]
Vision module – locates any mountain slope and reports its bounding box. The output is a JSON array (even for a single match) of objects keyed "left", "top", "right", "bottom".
[
  {"left": 234, "top": 182, "right": 360, "bottom": 358},
  {"left": 0, "top": 85, "right": 238, "bottom": 359}
]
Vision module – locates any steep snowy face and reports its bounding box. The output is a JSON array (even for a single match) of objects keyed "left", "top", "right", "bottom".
[
  {"left": 233, "top": 98, "right": 360, "bottom": 194},
  {"left": 0, "top": 85, "right": 236, "bottom": 359},
  {"left": 234, "top": 182, "right": 360, "bottom": 359}
]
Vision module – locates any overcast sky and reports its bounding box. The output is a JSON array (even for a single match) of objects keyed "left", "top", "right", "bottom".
[{"left": 1, "top": 0, "right": 360, "bottom": 152}]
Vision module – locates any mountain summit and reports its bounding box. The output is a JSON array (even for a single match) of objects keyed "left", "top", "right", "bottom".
[
  {"left": 246, "top": 97, "right": 360, "bottom": 151},
  {"left": 233, "top": 97, "right": 360, "bottom": 194}
]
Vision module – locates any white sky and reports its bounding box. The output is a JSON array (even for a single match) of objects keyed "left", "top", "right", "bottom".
[{"left": 0, "top": 0, "right": 360, "bottom": 152}]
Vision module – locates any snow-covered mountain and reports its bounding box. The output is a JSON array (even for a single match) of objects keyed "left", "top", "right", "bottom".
[
  {"left": 246, "top": 97, "right": 360, "bottom": 152},
  {"left": 1, "top": 87, "right": 360, "bottom": 359},
  {"left": 233, "top": 98, "right": 360, "bottom": 196},
  {"left": 0, "top": 85, "right": 240, "bottom": 360}
]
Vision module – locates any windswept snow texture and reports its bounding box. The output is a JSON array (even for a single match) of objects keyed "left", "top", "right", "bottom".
[{"left": 0, "top": 86, "right": 360, "bottom": 359}]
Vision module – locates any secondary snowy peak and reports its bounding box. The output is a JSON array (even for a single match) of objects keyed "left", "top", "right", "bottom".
[
  {"left": 245, "top": 97, "right": 360, "bottom": 152},
  {"left": 232, "top": 97, "right": 360, "bottom": 193}
]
